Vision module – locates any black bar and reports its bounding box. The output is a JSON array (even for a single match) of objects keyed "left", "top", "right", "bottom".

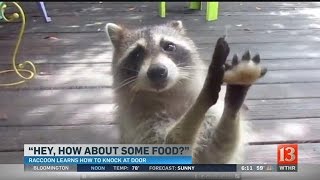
[{"left": 77, "top": 164, "right": 237, "bottom": 172}]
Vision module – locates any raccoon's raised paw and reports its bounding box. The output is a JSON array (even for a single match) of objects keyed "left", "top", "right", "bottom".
[
  {"left": 200, "top": 37, "right": 230, "bottom": 107},
  {"left": 211, "top": 37, "right": 230, "bottom": 68},
  {"left": 205, "top": 37, "right": 230, "bottom": 88},
  {"left": 224, "top": 51, "right": 267, "bottom": 85}
]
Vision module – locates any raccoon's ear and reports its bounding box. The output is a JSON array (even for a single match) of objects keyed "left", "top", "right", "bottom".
[
  {"left": 168, "top": 20, "right": 185, "bottom": 34},
  {"left": 105, "top": 23, "right": 124, "bottom": 47}
]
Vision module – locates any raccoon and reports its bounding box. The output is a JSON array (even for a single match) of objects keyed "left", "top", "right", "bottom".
[{"left": 105, "top": 20, "right": 267, "bottom": 164}]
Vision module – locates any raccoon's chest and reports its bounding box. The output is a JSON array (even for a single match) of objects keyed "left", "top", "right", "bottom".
[
  {"left": 119, "top": 110, "right": 178, "bottom": 144},
  {"left": 117, "top": 93, "right": 196, "bottom": 143}
]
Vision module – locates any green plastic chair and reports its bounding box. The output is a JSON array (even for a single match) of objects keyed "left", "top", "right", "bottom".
[
  {"left": 159, "top": 2, "right": 219, "bottom": 21},
  {"left": 0, "top": 2, "right": 4, "bottom": 20}
]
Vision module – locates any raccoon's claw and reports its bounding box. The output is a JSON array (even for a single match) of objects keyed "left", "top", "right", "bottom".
[
  {"left": 241, "top": 50, "right": 251, "bottom": 61},
  {"left": 232, "top": 54, "right": 239, "bottom": 66},
  {"left": 260, "top": 67, "right": 268, "bottom": 78},
  {"left": 223, "top": 52, "right": 267, "bottom": 85},
  {"left": 252, "top": 54, "right": 260, "bottom": 64},
  {"left": 251, "top": 54, "right": 268, "bottom": 77}
]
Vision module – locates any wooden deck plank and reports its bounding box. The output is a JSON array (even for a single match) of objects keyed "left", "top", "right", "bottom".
[
  {"left": 1, "top": 108, "right": 320, "bottom": 143},
  {"left": 15, "top": 2, "right": 319, "bottom": 16},
  {"left": 1, "top": 98, "right": 320, "bottom": 124},
  {"left": 1, "top": 59, "right": 320, "bottom": 77},
  {"left": 3, "top": 2, "right": 320, "bottom": 35},
  {"left": 0, "top": 88, "right": 114, "bottom": 105},
  {"left": 198, "top": 42, "right": 320, "bottom": 61},
  {"left": 248, "top": 118, "right": 320, "bottom": 143},
  {"left": 1, "top": 113, "right": 320, "bottom": 143},
  {"left": 2, "top": 29, "right": 320, "bottom": 48},
  {"left": 21, "top": 2, "right": 320, "bottom": 9},
  {"left": 21, "top": 6, "right": 320, "bottom": 18},
  {"left": 20, "top": 2, "right": 320, "bottom": 10},
  {"left": 17, "top": 2, "right": 320, "bottom": 18},
  {"left": 0, "top": 122, "right": 318, "bottom": 151},
  {"left": 0, "top": 152, "right": 23, "bottom": 164},
  {"left": 20, "top": 3, "right": 320, "bottom": 20},
  {"left": 0, "top": 63, "right": 112, "bottom": 76},
  {"left": 0, "top": 104, "right": 115, "bottom": 126},
  {"left": 248, "top": 83, "right": 320, "bottom": 100},
  {"left": 0, "top": 125, "right": 120, "bottom": 151},
  {"left": 1, "top": 68, "right": 319, "bottom": 91},
  {"left": 247, "top": 98, "right": 320, "bottom": 120},
  {"left": 3, "top": 10, "right": 320, "bottom": 35},
  {"left": 1, "top": 58, "right": 320, "bottom": 78},
  {"left": 0, "top": 83, "right": 319, "bottom": 107},
  {"left": 2, "top": 42, "right": 320, "bottom": 65}
]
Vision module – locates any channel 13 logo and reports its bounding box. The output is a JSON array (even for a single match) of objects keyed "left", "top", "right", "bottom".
[{"left": 277, "top": 144, "right": 298, "bottom": 165}]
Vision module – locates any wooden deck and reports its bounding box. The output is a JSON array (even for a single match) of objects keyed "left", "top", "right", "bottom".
[{"left": 0, "top": 2, "right": 320, "bottom": 164}]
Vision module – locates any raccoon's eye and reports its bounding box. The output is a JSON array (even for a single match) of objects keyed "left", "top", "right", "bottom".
[{"left": 163, "top": 42, "right": 176, "bottom": 52}]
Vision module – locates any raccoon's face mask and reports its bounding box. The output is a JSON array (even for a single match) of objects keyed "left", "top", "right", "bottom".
[{"left": 106, "top": 21, "right": 198, "bottom": 93}]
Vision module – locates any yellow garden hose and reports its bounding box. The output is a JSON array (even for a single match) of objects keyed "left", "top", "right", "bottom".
[{"left": 0, "top": 2, "right": 36, "bottom": 87}]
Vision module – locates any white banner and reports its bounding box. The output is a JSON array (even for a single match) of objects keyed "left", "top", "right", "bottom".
[{"left": 24, "top": 144, "right": 192, "bottom": 156}]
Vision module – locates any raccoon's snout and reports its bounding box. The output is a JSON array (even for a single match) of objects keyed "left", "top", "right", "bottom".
[{"left": 147, "top": 64, "right": 168, "bottom": 83}]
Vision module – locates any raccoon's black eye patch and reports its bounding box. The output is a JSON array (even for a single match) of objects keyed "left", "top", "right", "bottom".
[
  {"left": 162, "top": 41, "right": 176, "bottom": 52},
  {"left": 130, "top": 45, "right": 145, "bottom": 59},
  {"left": 160, "top": 39, "right": 193, "bottom": 66},
  {"left": 119, "top": 44, "right": 145, "bottom": 79}
]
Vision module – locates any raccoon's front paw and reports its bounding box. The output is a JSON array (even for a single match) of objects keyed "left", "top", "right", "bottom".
[
  {"left": 223, "top": 51, "right": 267, "bottom": 85},
  {"left": 200, "top": 37, "right": 230, "bottom": 107},
  {"left": 211, "top": 36, "right": 230, "bottom": 68},
  {"left": 206, "top": 37, "right": 230, "bottom": 86}
]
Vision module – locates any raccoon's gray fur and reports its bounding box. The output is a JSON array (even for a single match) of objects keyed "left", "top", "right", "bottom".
[{"left": 105, "top": 21, "right": 267, "bottom": 164}]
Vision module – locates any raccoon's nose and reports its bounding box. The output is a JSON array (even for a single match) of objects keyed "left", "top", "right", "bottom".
[{"left": 147, "top": 64, "right": 168, "bottom": 82}]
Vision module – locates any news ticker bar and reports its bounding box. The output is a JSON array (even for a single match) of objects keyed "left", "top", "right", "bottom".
[
  {"left": 23, "top": 144, "right": 299, "bottom": 173},
  {"left": 24, "top": 156, "right": 192, "bottom": 164},
  {"left": 24, "top": 164, "right": 298, "bottom": 172}
]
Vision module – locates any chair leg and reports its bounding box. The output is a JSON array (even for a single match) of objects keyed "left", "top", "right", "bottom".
[
  {"left": 189, "top": 2, "right": 202, "bottom": 10},
  {"left": 37, "top": 2, "right": 52, "bottom": 23},
  {"left": 206, "top": 2, "right": 219, "bottom": 21},
  {"left": 0, "top": 2, "right": 5, "bottom": 20},
  {"left": 159, "top": 2, "right": 166, "bottom": 18}
]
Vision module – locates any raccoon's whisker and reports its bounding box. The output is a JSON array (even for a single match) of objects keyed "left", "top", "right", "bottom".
[
  {"left": 130, "top": 93, "right": 136, "bottom": 105},
  {"left": 178, "top": 67, "right": 194, "bottom": 69},
  {"left": 114, "top": 77, "right": 137, "bottom": 91},
  {"left": 177, "top": 80, "right": 183, "bottom": 86},
  {"left": 181, "top": 77, "right": 193, "bottom": 81},
  {"left": 129, "top": 84, "right": 141, "bottom": 105},
  {"left": 179, "top": 74, "right": 194, "bottom": 80},
  {"left": 179, "top": 67, "right": 202, "bottom": 70},
  {"left": 115, "top": 79, "right": 136, "bottom": 91},
  {"left": 179, "top": 66, "right": 207, "bottom": 70},
  {"left": 179, "top": 70, "right": 192, "bottom": 74},
  {"left": 179, "top": 72, "right": 191, "bottom": 76},
  {"left": 129, "top": 88, "right": 138, "bottom": 105},
  {"left": 176, "top": 63, "right": 191, "bottom": 67},
  {"left": 179, "top": 70, "right": 195, "bottom": 74},
  {"left": 116, "top": 76, "right": 136, "bottom": 87},
  {"left": 120, "top": 67, "right": 139, "bottom": 73},
  {"left": 130, "top": 83, "right": 139, "bottom": 93}
]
